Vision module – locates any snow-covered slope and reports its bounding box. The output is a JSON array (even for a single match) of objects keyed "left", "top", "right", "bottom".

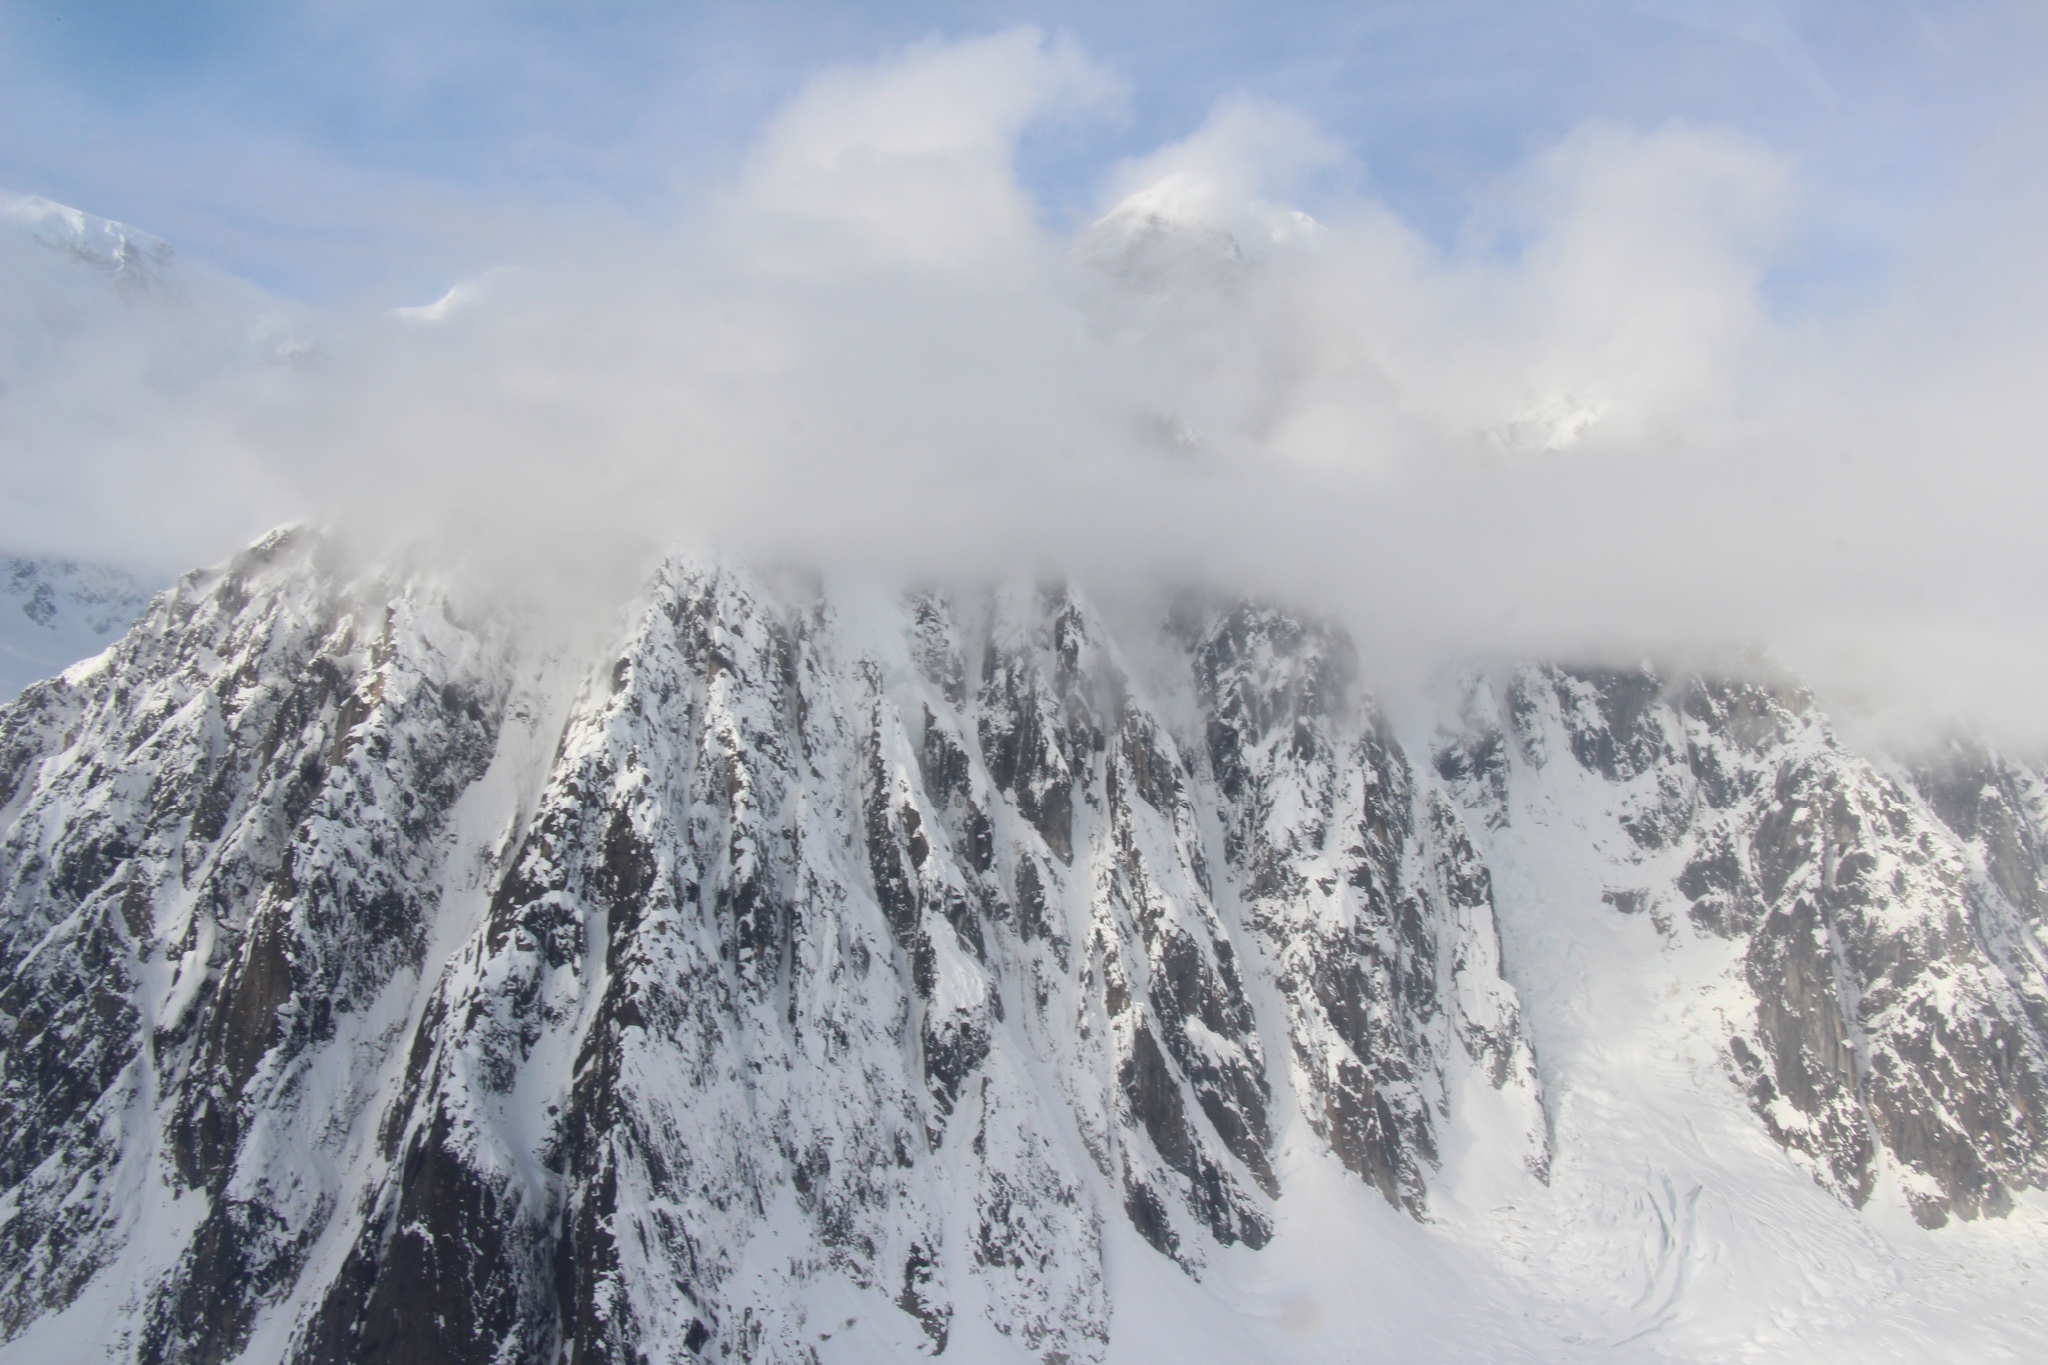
[
  {"left": 0, "top": 556, "right": 159, "bottom": 700},
  {"left": 0, "top": 193, "right": 179, "bottom": 296},
  {"left": 0, "top": 531, "right": 2045, "bottom": 1363},
  {"left": 1435, "top": 667, "right": 2048, "bottom": 1226}
]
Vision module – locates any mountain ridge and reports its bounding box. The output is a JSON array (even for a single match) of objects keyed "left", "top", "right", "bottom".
[{"left": 0, "top": 527, "right": 2044, "bottom": 1363}]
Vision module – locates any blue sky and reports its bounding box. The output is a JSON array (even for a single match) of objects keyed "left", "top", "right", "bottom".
[{"left": 5, "top": 1, "right": 2042, "bottom": 308}]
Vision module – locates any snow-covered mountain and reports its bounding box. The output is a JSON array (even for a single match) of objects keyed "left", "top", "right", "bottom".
[
  {"left": 0, "top": 192, "right": 304, "bottom": 700},
  {"left": 0, "top": 193, "right": 180, "bottom": 294},
  {"left": 0, "top": 526, "right": 2044, "bottom": 1364},
  {"left": 0, "top": 556, "right": 159, "bottom": 701},
  {"left": 0, "top": 192, "right": 309, "bottom": 376},
  {"left": 0, "top": 192, "right": 312, "bottom": 568}
]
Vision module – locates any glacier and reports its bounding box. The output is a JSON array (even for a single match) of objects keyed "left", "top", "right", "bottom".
[{"left": 0, "top": 526, "right": 2044, "bottom": 1363}]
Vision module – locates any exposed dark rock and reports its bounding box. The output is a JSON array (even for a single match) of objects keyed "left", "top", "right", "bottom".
[
  {"left": 1741, "top": 893, "right": 1874, "bottom": 1206},
  {"left": 1191, "top": 606, "right": 1543, "bottom": 1214},
  {"left": 46, "top": 535, "right": 2048, "bottom": 1357},
  {"left": 1549, "top": 667, "right": 1672, "bottom": 783},
  {"left": 1478, "top": 661, "right": 2048, "bottom": 1225},
  {"left": 302, "top": 1109, "right": 554, "bottom": 1365}
]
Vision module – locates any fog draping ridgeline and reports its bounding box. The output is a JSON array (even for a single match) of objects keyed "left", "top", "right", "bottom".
[{"left": 3, "top": 23, "right": 2047, "bottom": 743}]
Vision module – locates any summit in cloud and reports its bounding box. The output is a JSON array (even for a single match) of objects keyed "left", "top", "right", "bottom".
[{"left": 4, "top": 10, "right": 2048, "bottom": 1363}]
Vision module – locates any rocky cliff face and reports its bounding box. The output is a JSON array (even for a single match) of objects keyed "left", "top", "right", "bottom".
[
  {"left": 0, "top": 530, "right": 508, "bottom": 1362},
  {"left": 1435, "top": 665, "right": 2048, "bottom": 1228},
  {"left": 1189, "top": 606, "right": 1545, "bottom": 1214},
  {"left": 0, "top": 534, "right": 1544, "bottom": 1364},
  {"left": 3, "top": 533, "right": 2046, "bottom": 1363}
]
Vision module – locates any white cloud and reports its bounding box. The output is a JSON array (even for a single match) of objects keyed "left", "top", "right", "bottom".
[
  {"left": 730, "top": 27, "right": 1122, "bottom": 273},
  {"left": 5, "top": 26, "right": 2048, "bottom": 745},
  {"left": 1099, "top": 94, "right": 1352, "bottom": 243}
]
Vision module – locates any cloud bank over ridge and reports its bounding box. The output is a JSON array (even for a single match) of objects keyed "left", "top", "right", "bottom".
[{"left": 3, "top": 26, "right": 2047, "bottom": 742}]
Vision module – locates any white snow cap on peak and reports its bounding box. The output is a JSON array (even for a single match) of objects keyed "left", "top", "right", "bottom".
[
  {"left": 393, "top": 276, "right": 492, "bottom": 323},
  {"left": 1081, "top": 176, "right": 1321, "bottom": 282},
  {"left": 1095, "top": 173, "right": 1320, "bottom": 247},
  {"left": 1, "top": 191, "right": 178, "bottom": 292},
  {"left": 1096, "top": 94, "right": 1344, "bottom": 241},
  {"left": 1076, "top": 97, "right": 1334, "bottom": 298}
]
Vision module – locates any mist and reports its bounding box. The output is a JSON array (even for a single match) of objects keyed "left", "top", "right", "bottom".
[{"left": 5, "top": 25, "right": 2048, "bottom": 745}]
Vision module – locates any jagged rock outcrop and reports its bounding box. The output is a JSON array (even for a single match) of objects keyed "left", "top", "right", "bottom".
[
  {"left": 35, "top": 531, "right": 2048, "bottom": 1354},
  {"left": 0, "top": 534, "right": 1545, "bottom": 1362},
  {"left": 1189, "top": 605, "right": 1546, "bottom": 1212},
  {"left": 0, "top": 528, "right": 508, "bottom": 1362}
]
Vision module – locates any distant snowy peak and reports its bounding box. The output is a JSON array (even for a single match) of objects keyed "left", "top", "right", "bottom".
[
  {"left": 1077, "top": 177, "right": 1319, "bottom": 293},
  {"left": 1, "top": 192, "right": 180, "bottom": 295},
  {"left": 3, "top": 556, "right": 153, "bottom": 634},
  {"left": 392, "top": 280, "right": 486, "bottom": 323},
  {"left": 0, "top": 188, "right": 315, "bottom": 378},
  {"left": 0, "top": 556, "right": 158, "bottom": 700},
  {"left": 391, "top": 268, "right": 523, "bottom": 324}
]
